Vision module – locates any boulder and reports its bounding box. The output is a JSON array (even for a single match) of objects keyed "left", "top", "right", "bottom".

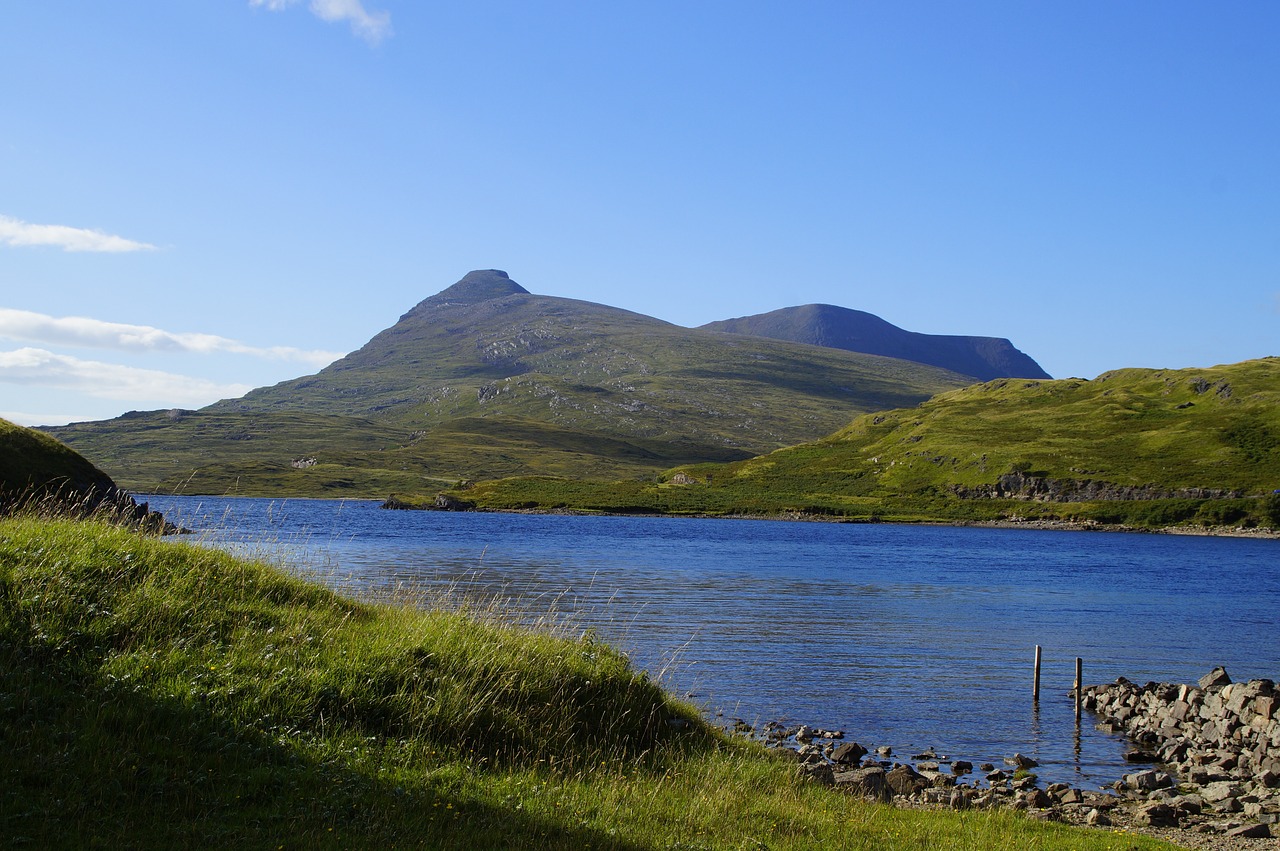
[
  {"left": 829, "top": 741, "right": 867, "bottom": 765},
  {"left": 797, "top": 762, "right": 834, "bottom": 785},
  {"left": 1201, "top": 781, "right": 1244, "bottom": 803},
  {"left": 1200, "top": 667, "right": 1232, "bottom": 690},
  {"left": 834, "top": 766, "right": 893, "bottom": 803},
  {"left": 1023, "top": 789, "right": 1052, "bottom": 809},
  {"left": 1136, "top": 802, "right": 1179, "bottom": 827},
  {"left": 1122, "top": 770, "right": 1163, "bottom": 792},
  {"left": 884, "top": 764, "right": 930, "bottom": 798}
]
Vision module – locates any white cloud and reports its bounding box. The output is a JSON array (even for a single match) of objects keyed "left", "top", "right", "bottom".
[
  {"left": 0, "top": 410, "right": 100, "bottom": 428},
  {"left": 0, "top": 308, "right": 343, "bottom": 367},
  {"left": 250, "top": 0, "right": 392, "bottom": 44},
  {"left": 0, "top": 348, "right": 254, "bottom": 405},
  {"left": 0, "top": 215, "right": 157, "bottom": 253}
]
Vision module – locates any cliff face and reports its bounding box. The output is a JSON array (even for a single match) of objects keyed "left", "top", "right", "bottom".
[
  {"left": 701, "top": 303, "right": 1050, "bottom": 381},
  {"left": 950, "top": 471, "right": 1244, "bottom": 502}
]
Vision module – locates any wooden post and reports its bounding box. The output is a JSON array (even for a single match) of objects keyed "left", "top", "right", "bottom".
[
  {"left": 1074, "top": 657, "right": 1083, "bottom": 720},
  {"left": 1033, "top": 645, "right": 1042, "bottom": 702}
]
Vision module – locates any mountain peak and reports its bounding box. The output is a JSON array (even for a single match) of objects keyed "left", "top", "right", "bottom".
[{"left": 432, "top": 270, "right": 530, "bottom": 305}]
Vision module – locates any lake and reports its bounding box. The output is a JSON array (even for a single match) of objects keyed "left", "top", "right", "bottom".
[{"left": 141, "top": 495, "right": 1280, "bottom": 789}]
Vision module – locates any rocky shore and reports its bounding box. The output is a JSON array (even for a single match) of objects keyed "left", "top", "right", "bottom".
[{"left": 773, "top": 667, "right": 1278, "bottom": 849}]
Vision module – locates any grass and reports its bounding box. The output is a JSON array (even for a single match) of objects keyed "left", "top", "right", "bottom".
[
  {"left": 0, "top": 512, "right": 1182, "bottom": 849},
  {"left": 414, "top": 359, "right": 1280, "bottom": 531}
]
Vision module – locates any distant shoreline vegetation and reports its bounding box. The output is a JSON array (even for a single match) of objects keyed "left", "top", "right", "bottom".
[{"left": 382, "top": 486, "right": 1280, "bottom": 538}]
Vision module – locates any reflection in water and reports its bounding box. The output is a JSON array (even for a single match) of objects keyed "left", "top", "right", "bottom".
[{"left": 144, "top": 496, "right": 1280, "bottom": 789}]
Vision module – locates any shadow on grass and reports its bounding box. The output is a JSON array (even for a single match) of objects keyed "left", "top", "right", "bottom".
[{"left": 0, "top": 642, "right": 650, "bottom": 850}]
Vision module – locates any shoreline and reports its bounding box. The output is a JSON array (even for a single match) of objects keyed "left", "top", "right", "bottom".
[
  {"left": 411, "top": 502, "right": 1280, "bottom": 540},
  {"left": 762, "top": 667, "right": 1279, "bottom": 850}
]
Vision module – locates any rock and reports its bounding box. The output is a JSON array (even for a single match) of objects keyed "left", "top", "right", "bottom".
[
  {"left": 948, "top": 789, "right": 972, "bottom": 810},
  {"left": 885, "top": 764, "right": 930, "bottom": 798},
  {"left": 1024, "top": 789, "right": 1053, "bottom": 809},
  {"left": 1201, "top": 781, "right": 1244, "bottom": 803},
  {"left": 797, "top": 762, "right": 834, "bottom": 785},
  {"left": 1085, "top": 808, "right": 1111, "bottom": 826},
  {"left": 829, "top": 741, "right": 868, "bottom": 765},
  {"left": 1200, "top": 666, "right": 1232, "bottom": 690},
  {"left": 1123, "top": 749, "right": 1159, "bottom": 763},
  {"left": 1225, "top": 822, "right": 1272, "bottom": 839},
  {"left": 1136, "top": 802, "right": 1179, "bottom": 827},
  {"left": 1059, "top": 788, "right": 1083, "bottom": 805},
  {"left": 951, "top": 760, "right": 973, "bottom": 775},
  {"left": 1004, "top": 753, "right": 1038, "bottom": 769},
  {"left": 834, "top": 766, "right": 893, "bottom": 803},
  {"left": 1123, "top": 770, "right": 1162, "bottom": 792},
  {"left": 875, "top": 746, "right": 893, "bottom": 758}
]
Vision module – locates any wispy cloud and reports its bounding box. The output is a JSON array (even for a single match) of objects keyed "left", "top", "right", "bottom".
[
  {"left": 250, "top": 0, "right": 392, "bottom": 45},
  {"left": 0, "top": 410, "right": 100, "bottom": 428},
  {"left": 0, "top": 215, "right": 157, "bottom": 253},
  {"left": 0, "top": 348, "right": 254, "bottom": 404},
  {"left": 0, "top": 308, "right": 343, "bottom": 367}
]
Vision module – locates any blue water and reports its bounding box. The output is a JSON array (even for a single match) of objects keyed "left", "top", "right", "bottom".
[{"left": 141, "top": 495, "right": 1280, "bottom": 789}]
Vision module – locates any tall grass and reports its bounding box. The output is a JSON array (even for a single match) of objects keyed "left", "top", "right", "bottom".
[{"left": 0, "top": 512, "right": 1181, "bottom": 849}]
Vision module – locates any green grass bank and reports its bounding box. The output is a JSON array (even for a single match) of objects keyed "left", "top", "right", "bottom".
[{"left": 1, "top": 515, "right": 1180, "bottom": 849}]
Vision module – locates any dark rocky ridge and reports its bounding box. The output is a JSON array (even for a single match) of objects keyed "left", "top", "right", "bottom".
[
  {"left": 701, "top": 303, "right": 1050, "bottom": 381},
  {"left": 951, "top": 471, "right": 1245, "bottom": 502}
]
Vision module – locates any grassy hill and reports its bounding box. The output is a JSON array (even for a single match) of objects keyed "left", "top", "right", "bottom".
[
  {"left": 428, "top": 358, "right": 1280, "bottom": 530},
  {"left": 46, "top": 271, "right": 974, "bottom": 496},
  {"left": 0, "top": 417, "right": 117, "bottom": 503},
  {"left": 0, "top": 514, "right": 1176, "bottom": 848},
  {"left": 700, "top": 303, "right": 1050, "bottom": 381}
]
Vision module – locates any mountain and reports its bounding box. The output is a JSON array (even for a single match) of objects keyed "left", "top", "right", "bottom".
[
  {"left": 441, "top": 358, "right": 1280, "bottom": 529},
  {"left": 47, "top": 271, "right": 977, "bottom": 496},
  {"left": 700, "top": 304, "right": 1050, "bottom": 381}
]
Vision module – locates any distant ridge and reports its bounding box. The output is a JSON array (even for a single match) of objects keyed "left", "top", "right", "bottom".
[{"left": 700, "top": 304, "right": 1050, "bottom": 381}]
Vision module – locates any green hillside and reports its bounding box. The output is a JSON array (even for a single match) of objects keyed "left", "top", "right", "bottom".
[
  {"left": 0, "top": 417, "right": 117, "bottom": 503},
  {"left": 433, "top": 358, "right": 1280, "bottom": 530},
  {"left": 0, "top": 417, "right": 176, "bottom": 531},
  {"left": 46, "top": 271, "right": 973, "bottom": 496}
]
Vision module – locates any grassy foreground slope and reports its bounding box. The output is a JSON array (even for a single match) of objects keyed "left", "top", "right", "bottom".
[
  {"left": 0, "top": 516, "right": 1176, "bottom": 849},
  {"left": 431, "top": 359, "right": 1280, "bottom": 529}
]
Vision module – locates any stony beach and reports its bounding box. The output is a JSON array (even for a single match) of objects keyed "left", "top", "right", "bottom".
[{"left": 762, "top": 666, "right": 1279, "bottom": 850}]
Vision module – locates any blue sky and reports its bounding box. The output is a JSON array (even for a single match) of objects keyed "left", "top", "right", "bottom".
[{"left": 2, "top": 1, "right": 1277, "bottom": 427}]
